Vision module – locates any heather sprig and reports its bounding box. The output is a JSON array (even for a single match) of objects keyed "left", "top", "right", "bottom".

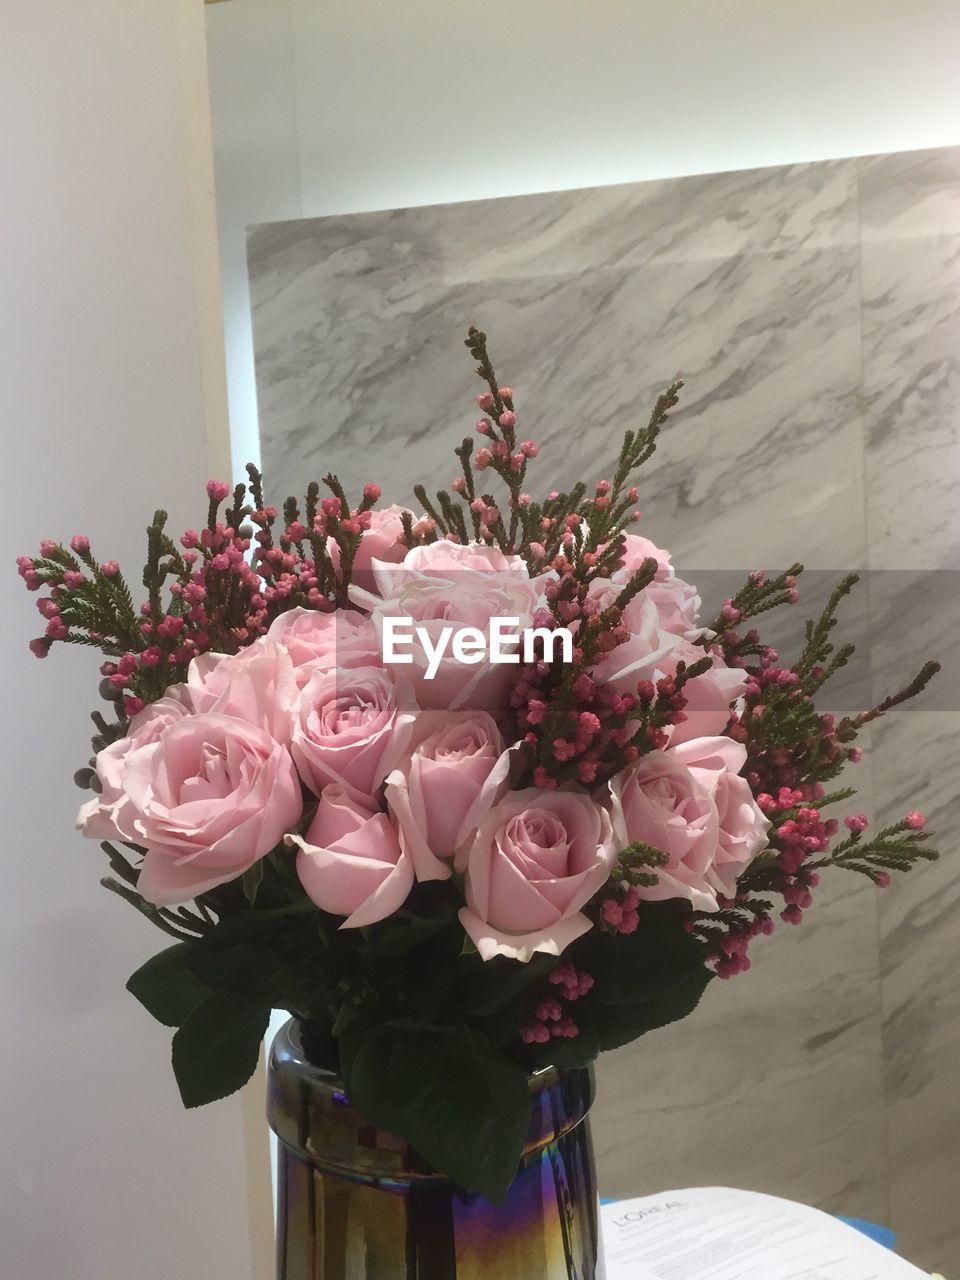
[
  {"left": 434, "top": 328, "right": 683, "bottom": 570},
  {"left": 19, "top": 470, "right": 384, "bottom": 680},
  {"left": 510, "top": 555, "right": 672, "bottom": 786},
  {"left": 704, "top": 564, "right": 804, "bottom": 662},
  {"left": 687, "top": 570, "right": 942, "bottom": 974},
  {"left": 593, "top": 842, "right": 672, "bottom": 937},
  {"left": 807, "top": 812, "right": 939, "bottom": 885}
]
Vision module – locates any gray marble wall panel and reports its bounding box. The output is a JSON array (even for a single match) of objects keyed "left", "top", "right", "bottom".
[
  {"left": 859, "top": 147, "right": 960, "bottom": 1274},
  {"left": 248, "top": 146, "right": 960, "bottom": 1264}
]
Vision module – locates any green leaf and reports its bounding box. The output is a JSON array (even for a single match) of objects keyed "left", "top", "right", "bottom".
[
  {"left": 171, "top": 990, "right": 271, "bottom": 1109},
  {"left": 241, "top": 862, "right": 264, "bottom": 906},
  {"left": 545, "top": 1030, "right": 602, "bottom": 1069},
  {"left": 594, "top": 923, "right": 710, "bottom": 1005},
  {"left": 343, "top": 1024, "right": 530, "bottom": 1203},
  {"left": 592, "top": 968, "right": 713, "bottom": 1052},
  {"left": 458, "top": 952, "right": 557, "bottom": 1017},
  {"left": 188, "top": 941, "right": 288, "bottom": 998},
  {"left": 126, "top": 943, "right": 210, "bottom": 1028},
  {"left": 364, "top": 902, "right": 456, "bottom": 963},
  {"left": 555, "top": 909, "right": 714, "bottom": 1056}
]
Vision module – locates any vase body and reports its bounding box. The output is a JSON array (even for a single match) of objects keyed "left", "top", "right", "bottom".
[{"left": 267, "top": 1020, "right": 601, "bottom": 1280}]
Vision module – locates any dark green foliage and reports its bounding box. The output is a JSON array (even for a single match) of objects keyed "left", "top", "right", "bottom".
[
  {"left": 548, "top": 909, "right": 713, "bottom": 1057},
  {"left": 126, "top": 943, "right": 211, "bottom": 1028},
  {"left": 172, "top": 991, "right": 272, "bottom": 1109},
  {"left": 341, "top": 1023, "right": 531, "bottom": 1203}
]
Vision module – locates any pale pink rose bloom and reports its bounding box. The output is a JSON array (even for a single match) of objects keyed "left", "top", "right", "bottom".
[
  {"left": 361, "top": 573, "right": 545, "bottom": 716},
  {"left": 399, "top": 540, "right": 528, "bottom": 577},
  {"left": 384, "top": 710, "right": 510, "bottom": 882},
  {"left": 671, "top": 736, "right": 771, "bottom": 897},
  {"left": 287, "top": 786, "right": 414, "bottom": 927},
  {"left": 610, "top": 533, "right": 699, "bottom": 636},
  {"left": 459, "top": 788, "right": 618, "bottom": 963},
  {"left": 290, "top": 665, "right": 416, "bottom": 800},
  {"left": 644, "top": 575, "right": 702, "bottom": 637},
  {"left": 610, "top": 749, "right": 722, "bottom": 911},
  {"left": 186, "top": 637, "right": 298, "bottom": 743},
  {"left": 120, "top": 713, "right": 302, "bottom": 906},
  {"left": 659, "top": 640, "right": 748, "bottom": 745},
  {"left": 77, "top": 688, "right": 193, "bottom": 841},
  {"left": 586, "top": 579, "right": 681, "bottom": 691},
  {"left": 267, "top": 607, "right": 381, "bottom": 687},
  {"left": 614, "top": 532, "right": 673, "bottom": 581},
  {"left": 329, "top": 504, "right": 410, "bottom": 593},
  {"left": 364, "top": 538, "right": 529, "bottom": 601}
]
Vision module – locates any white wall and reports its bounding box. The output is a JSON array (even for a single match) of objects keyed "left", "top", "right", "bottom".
[
  {"left": 288, "top": 0, "right": 960, "bottom": 213},
  {"left": 206, "top": 0, "right": 960, "bottom": 478},
  {"left": 1, "top": 4, "right": 268, "bottom": 1278}
]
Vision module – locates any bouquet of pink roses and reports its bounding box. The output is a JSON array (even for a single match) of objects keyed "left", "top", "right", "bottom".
[{"left": 17, "top": 328, "right": 940, "bottom": 1201}]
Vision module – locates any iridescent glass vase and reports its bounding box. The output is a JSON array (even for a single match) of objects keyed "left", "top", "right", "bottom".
[{"left": 267, "top": 1020, "right": 601, "bottom": 1280}]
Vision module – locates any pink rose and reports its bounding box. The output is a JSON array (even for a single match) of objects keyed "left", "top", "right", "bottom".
[
  {"left": 671, "top": 736, "right": 770, "bottom": 897},
  {"left": 365, "top": 538, "right": 529, "bottom": 601},
  {"left": 362, "top": 573, "right": 545, "bottom": 715},
  {"left": 611, "top": 749, "right": 722, "bottom": 911},
  {"left": 384, "top": 710, "right": 510, "bottom": 881},
  {"left": 267, "top": 607, "right": 381, "bottom": 686},
  {"left": 330, "top": 504, "right": 410, "bottom": 593},
  {"left": 120, "top": 713, "right": 302, "bottom": 906},
  {"left": 615, "top": 532, "right": 672, "bottom": 581},
  {"left": 399, "top": 540, "right": 527, "bottom": 578},
  {"left": 660, "top": 641, "right": 748, "bottom": 745},
  {"left": 290, "top": 665, "right": 415, "bottom": 800},
  {"left": 458, "top": 789, "right": 618, "bottom": 962},
  {"left": 186, "top": 637, "right": 298, "bottom": 742},
  {"left": 644, "top": 575, "right": 701, "bottom": 637},
  {"left": 286, "top": 786, "right": 413, "bottom": 927},
  {"left": 610, "top": 533, "right": 699, "bottom": 636},
  {"left": 77, "top": 688, "right": 192, "bottom": 841}
]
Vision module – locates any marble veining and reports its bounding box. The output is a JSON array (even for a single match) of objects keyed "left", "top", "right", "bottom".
[
  {"left": 859, "top": 144, "right": 960, "bottom": 1276},
  {"left": 248, "top": 145, "right": 960, "bottom": 1265}
]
